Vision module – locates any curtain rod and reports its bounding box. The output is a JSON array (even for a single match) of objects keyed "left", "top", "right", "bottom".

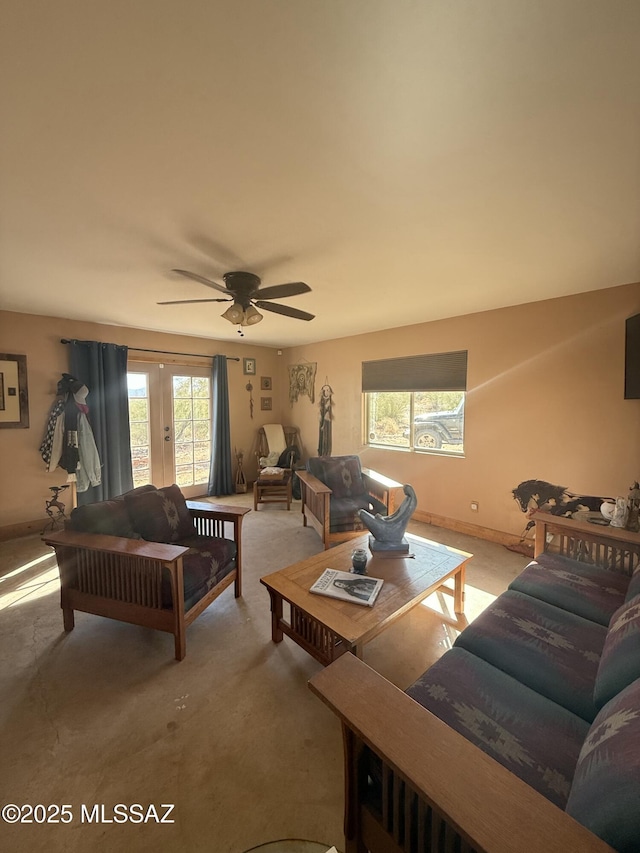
[{"left": 60, "top": 339, "right": 239, "bottom": 361}]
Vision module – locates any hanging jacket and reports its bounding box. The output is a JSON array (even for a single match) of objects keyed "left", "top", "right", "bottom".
[
  {"left": 76, "top": 413, "right": 102, "bottom": 492},
  {"left": 39, "top": 373, "right": 102, "bottom": 490}
]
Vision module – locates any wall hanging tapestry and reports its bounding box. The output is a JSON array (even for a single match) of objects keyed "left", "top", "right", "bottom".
[{"left": 289, "top": 362, "right": 316, "bottom": 406}]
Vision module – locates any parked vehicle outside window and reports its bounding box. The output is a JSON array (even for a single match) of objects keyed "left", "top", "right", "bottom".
[
  {"left": 366, "top": 391, "right": 465, "bottom": 454},
  {"left": 411, "top": 396, "right": 464, "bottom": 450}
]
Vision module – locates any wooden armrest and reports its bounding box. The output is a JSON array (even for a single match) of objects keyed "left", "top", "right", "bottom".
[
  {"left": 309, "top": 655, "right": 613, "bottom": 853},
  {"left": 534, "top": 511, "right": 640, "bottom": 574},
  {"left": 534, "top": 510, "right": 640, "bottom": 545},
  {"left": 361, "top": 467, "right": 403, "bottom": 490},
  {"left": 186, "top": 501, "right": 251, "bottom": 522},
  {"left": 362, "top": 469, "right": 404, "bottom": 512},
  {"left": 43, "top": 529, "right": 187, "bottom": 562},
  {"left": 296, "top": 470, "right": 332, "bottom": 495}
]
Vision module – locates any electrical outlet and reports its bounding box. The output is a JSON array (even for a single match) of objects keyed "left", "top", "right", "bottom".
[{"left": 470, "top": 501, "right": 479, "bottom": 512}]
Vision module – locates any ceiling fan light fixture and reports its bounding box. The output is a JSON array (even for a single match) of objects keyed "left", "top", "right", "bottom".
[
  {"left": 168, "top": 268, "right": 313, "bottom": 325},
  {"left": 243, "top": 305, "right": 263, "bottom": 325},
  {"left": 221, "top": 303, "right": 245, "bottom": 324}
]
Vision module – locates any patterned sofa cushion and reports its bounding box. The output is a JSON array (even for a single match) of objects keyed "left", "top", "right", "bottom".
[
  {"left": 593, "top": 595, "right": 640, "bottom": 709},
  {"left": 407, "top": 647, "right": 589, "bottom": 808},
  {"left": 311, "top": 455, "right": 366, "bottom": 499},
  {"left": 566, "top": 677, "right": 640, "bottom": 852},
  {"left": 67, "top": 484, "right": 157, "bottom": 538},
  {"left": 625, "top": 565, "right": 640, "bottom": 602},
  {"left": 329, "top": 494, "right": 388, "bottom": 532},
  {"left": 125, "top": 484, "right": 194, "bottom": 543},
  {"left": 508, "top": 552, "right": 629, "bottom": 626},
  {"left": 161, "top": 534, "right": 237, "bottom": 611},
  {"left": 68, "top": 499, "right": 140, "bottom": 538},
  {"left": 453, "top": 590, "right": 606, "bottom": 721}
]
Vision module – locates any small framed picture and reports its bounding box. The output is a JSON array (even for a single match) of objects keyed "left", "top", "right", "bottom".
[
  {"left": 243, "top": 358, "right": 256, "bottom": 375},
  {"left": 260, "top": 376, "right": 272, "bottom": 391},
  {"left": 261, "top": 397, "right": 272, "bottom": 411}
]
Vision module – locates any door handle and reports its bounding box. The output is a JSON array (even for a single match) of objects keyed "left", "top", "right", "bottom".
[{"left": 164, "top": 435, "right": 171, "bottom": 441}]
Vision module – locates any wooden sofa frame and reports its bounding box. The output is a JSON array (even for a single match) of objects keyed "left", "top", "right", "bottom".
[
  {"left": 297, "top": 466, "right": 404, "bottom": 550},
  {"left": 43, "top": 501, "right": 249, "bottom": 661},
  {"left": 309, "top": 512, "right": 640, "bottom": 853}
]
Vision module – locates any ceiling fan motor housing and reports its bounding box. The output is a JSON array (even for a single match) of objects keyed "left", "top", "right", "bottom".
[
  {"left": 164, "top": 267, "right": 314, "bottom": 323},
  {"left": 223, "top": 271, "right": 261, "bottom": 307}
]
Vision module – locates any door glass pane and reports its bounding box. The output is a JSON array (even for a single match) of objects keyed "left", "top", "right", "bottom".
[
  {"left": 127, "top": 372, "right": 152, "bottom": 487},
  {"left": 172, "top": 375, "right": 211, "bottom": 487}
]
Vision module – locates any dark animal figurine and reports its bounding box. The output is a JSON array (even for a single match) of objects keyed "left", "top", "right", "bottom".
[
  {"left": 43, "top": 484, "right": 71, "bottom": 533},
  {"left": 512, "top": 479, "right": 611, "bottom": 536}
]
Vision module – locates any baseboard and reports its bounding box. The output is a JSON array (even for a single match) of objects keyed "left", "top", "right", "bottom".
[
  {"left": 3, "top": 509, "right": 525, "bottom": 550},
  {"left": 412, "top": 509, "right": 524, "bottom": 549},
  {"left": 0, "top": 518, "right": 47, "bottom": 542}
]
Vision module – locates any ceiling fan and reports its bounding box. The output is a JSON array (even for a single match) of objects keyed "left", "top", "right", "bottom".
[{"left": 159, "top": 269, "right": 315, "bottom": 328}]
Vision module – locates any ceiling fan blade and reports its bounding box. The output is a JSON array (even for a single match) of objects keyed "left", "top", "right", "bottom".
[
  {"left": 255, "top": 300, "right": 315, "bottom": 321},
  {"left": 254, "top": 282, "right": 311, "bottom": 300},
  {"left": 157, "top": 298, "right": 231, "bottom": 305},
  {"left": 171, "top": 268, "right": 229, "bottom": 294}
]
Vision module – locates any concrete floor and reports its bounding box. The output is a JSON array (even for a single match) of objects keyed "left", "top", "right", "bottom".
[{"left": 0, "top": 494, "right": 529, "bottom": 853}]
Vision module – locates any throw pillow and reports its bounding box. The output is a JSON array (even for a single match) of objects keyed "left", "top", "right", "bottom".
[
  {"left": 68, "top": 500, "right": 140, "bottom": 538},
  {"left": 593, "top": 594, "right": 640, "bottom": 708},
  {"left": 566, "top": 677, "right": 640, "bottom": 852},
  {"left": 125, "top": 484, "right": 194, "bottom": 543},
  {"left": 322, "top": 456, "right": 365, "bottom": 498}
]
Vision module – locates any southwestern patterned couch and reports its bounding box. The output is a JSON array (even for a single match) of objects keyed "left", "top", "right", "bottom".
[
  {"left": 310, "top": 512, "right": 640, "bottom": 853},
  {"left": 43, "top": 484, "right": 249, "bottom": 660}
]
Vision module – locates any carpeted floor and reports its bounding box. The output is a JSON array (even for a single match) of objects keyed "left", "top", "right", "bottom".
[{"left": 0, "top": 494, "right": 529, "bottom": 853}]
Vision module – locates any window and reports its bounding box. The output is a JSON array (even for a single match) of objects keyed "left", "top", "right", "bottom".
[
  {"left": 126, "top": 365, "right": 212, "bottom": 495},
  {"left": 172, "top": 374, "right": 211, "bottom": 488},
  {"left": 128, "top": 372, "right": 152, "bottom": 487},
  {"left": 363, "top": 351, "right": 467, "bottom": 455}
]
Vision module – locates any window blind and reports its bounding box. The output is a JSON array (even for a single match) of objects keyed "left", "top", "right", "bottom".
[{"left": 362, "top": 350, "right": 467, "bottom": 393}]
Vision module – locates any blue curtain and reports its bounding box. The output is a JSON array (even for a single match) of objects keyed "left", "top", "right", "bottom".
[
  {"left": 68, "top": 340, "right": 133, "bottom": 504},
  {"left": 208, "top": 354, "right": 234, "bottom": 496}
]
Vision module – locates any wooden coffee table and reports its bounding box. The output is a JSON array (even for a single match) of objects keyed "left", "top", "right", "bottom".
[{"left": 260, "top": 533, "right": 472, "bottom": 666}]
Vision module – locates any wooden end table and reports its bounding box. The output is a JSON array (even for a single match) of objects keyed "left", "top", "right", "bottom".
[
  {"left": 254, "top": 471, "right": 292, "bottom": 511},
  {"left": 260, "top": 533, "right": 472, "bottom": 665}
]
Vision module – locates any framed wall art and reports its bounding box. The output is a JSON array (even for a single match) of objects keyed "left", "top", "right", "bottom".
[
  {"left": 0, "top": 353, "right": 29, "bottom": 428},
  {"left": 260, "top": 397, "right": 272, "bottom": 411},
  {"left": 260, "top": 376, "right": 272, "bottom": 390},
  {"left": 243, "top": 358, "right": 256, "bottom": 375}
]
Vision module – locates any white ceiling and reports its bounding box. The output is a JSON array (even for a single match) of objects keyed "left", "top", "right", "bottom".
[{"left": 1, "top": 1, "right": 639, "bottom": 347}]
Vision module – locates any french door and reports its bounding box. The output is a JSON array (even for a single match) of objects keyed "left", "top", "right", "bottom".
[{"left": 127, "top": 363, "right": 212, "bottom": 498}]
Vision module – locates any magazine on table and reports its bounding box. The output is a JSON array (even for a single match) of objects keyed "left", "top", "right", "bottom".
[{"left": 310, "top": 568, "right": 384, "bottom": 607}]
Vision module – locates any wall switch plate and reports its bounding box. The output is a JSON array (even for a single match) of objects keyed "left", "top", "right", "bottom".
[{"left": 470, "top": 501, "right": 479, "bottom": 512}]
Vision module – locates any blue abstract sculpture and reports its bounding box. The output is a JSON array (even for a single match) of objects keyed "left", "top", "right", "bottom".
[{"left": 358, "top": 484, "right": 418, "bottom": 553}]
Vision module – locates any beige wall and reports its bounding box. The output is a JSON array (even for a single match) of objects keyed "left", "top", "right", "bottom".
[
  {"left": 2, "top": 280, "right": 640, "bottom": 536},
  {"left": 0, "top": 312, "right": 284, "bottom": 528},
  {"left": 284, "top": 282, "right": 640, "bottom": 537}
]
